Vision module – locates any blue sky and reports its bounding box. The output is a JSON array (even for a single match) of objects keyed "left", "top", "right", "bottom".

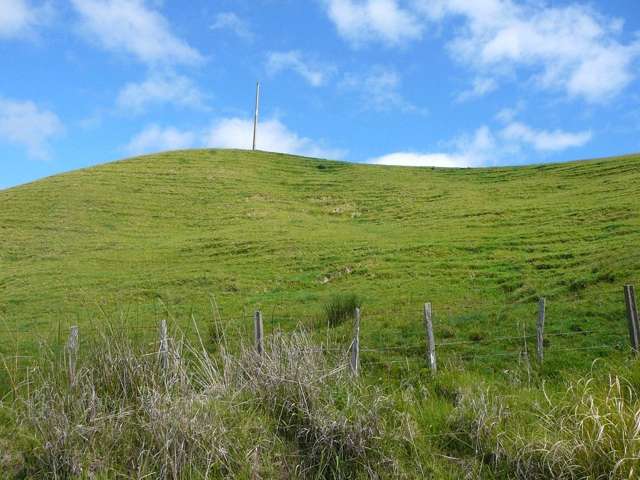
[{"left": 1, "top": 0, "right": 640, "bottom": 189}]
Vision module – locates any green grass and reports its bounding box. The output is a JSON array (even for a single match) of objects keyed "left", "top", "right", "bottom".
[
  {"left": 1, "top": 148, "right": 640, "bottom": 477},
  {"left": 323, "top": 293, "right": 361, "bottom": 327},
  {"left": 1, "top": 149, "right": 638, "bottom": 369}
]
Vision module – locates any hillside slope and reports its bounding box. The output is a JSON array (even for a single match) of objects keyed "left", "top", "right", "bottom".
[{"left": 1, "top": 149, "right": 639, "bottom": 370}]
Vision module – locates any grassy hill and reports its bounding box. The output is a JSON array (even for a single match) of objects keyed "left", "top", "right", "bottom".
[
  {"left": 2, "top": 149, "right": 640, "bottom": 478},
  {"left": 1, "top": 149, "right": 640, "bottom": 370}
]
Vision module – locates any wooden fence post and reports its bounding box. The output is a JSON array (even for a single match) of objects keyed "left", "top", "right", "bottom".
[
  {"left": 350, "top": 307, "right": 360, "bottom": 376},
  {"left": 66, "top": 326, "right": 79, "bottom": 386},
  {"left": 254, "top": 311, "right": 264, "bottom": 356},
  {"left": 536, "top": 298, "right": 546, "bottom": 363},
  {"left": 624, "top": 285, "right": 639, "bottom": 356},
  {"left": 423, "top": 303, "right": 437, "bottom": 373},
  {"left": 158, "top": 319, "right": 168, "bottom": 369},
  {"left": 632, "top": 285, "right": 640, "bottom": 343}
]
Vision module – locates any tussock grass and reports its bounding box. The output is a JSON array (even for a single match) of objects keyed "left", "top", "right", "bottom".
[
  {"left": 323, "top": 294, "right": 361, "bottom": 327},
  {"left": 13, "top": 331, "right": 244, "bottom": 479},
  {"left": 227, "top": 331, "right": 402, "bottom": 478},
  {"left": 1, "top": 327, "right": 413, "bottom": 479},
  {"left": 523, "top": 375, "right": 640, "bottom": 479},
  {"left": 444, "top": 373, "right": 640, "bottom": 479},
  {"left": 4, "top": 329, "right": 640, "bottom": 478}
]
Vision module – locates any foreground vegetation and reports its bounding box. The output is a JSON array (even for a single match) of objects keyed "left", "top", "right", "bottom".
[{"left": 1, "top": 327, "right": 640, "bottom": 479}]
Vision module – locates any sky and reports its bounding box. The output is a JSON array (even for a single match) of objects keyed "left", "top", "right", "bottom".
[{"left": 1, "top": 0, "right": 640, "bottom": 189}]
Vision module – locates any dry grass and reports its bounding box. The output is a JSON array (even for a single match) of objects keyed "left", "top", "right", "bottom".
[
  {"left": 445, "top": 374, "right": 640, "bottom": 479},
  {"left": 5, "top": 321, "right": 640, "bottom": 479},
  {"left": 523, "top": 375, "right": 640, "bottom": 479},
  {"left": 15, "top": 329, "right": 240, "bottom": 479},
  {"left": 226, "top": 331, "right": 402, "bottom": 478},
  {"left": 2, "top": 327, "right": 412, "bottom": 479}
]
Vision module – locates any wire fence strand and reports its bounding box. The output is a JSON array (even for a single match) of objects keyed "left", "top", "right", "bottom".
[{"left": 1, "top": 303, "right": 632, "bottom": 379}]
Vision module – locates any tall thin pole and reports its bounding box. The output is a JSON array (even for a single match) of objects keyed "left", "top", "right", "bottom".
[{"left": 252, "top": 81, "right": 260, "bottom": 151}]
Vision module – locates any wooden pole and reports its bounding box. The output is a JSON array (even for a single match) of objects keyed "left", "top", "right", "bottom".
[
  {"left": 254, "top": 310, "right": 264, "bottom": 356},
  {"left": 252, "top": 81, "right": 260, "bottom": 151},
  {"left": 423, "top": 303, "right": 437, "bottom": 373},
  {"left": 632, "top": 285, "right": 640, "bottom": 343},
  {"left": 624, "top": 285, "right": 639, "bottom": 356},
  {"left": 536, "top": 298, "right": 546, "bottom": 363},
  {"left": 159, "top": 319, "right": 168, "bottom": 369},
  {"left": 66, "top": 326, "right": 79, "bottom": 386},
  {"left": 350, "top": 307, "right": 360, "bottom": 376}
]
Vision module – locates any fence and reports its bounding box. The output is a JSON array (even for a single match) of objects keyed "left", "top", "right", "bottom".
[
  {"left": 252, "top": 285, "right": 637, "bottom": 378},
  {"left": 1, "top": 284, "right": 638, "bottom": 382}
]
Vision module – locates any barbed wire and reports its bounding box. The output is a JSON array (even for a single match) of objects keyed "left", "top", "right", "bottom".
[
  {"left": 1, "top": 306, "right": 631, "bottom": 377},
  {"left": 0, "top": 324, "right": 623, "bottom": 342},
  {"left": 0, "top": 332, "right": 625, "bottom": 353},
  {"left": 0, "top": 345, "right": 626, "bottom": 378}
]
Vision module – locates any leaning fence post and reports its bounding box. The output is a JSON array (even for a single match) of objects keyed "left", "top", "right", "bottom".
[
  {"left": 254, "top": 311, "right": 264, "bottom": 356},
  {"left": 423, "top": 303, "right": 437, "bottom": 373},
  {"left": 536, "top": 298, "right": 546, "bottom": 363},
  {"left": 158, "top": 319, "right": 168, "bottom": 369},
  {"left": 350, "top": 307, "right": 360, "bottom": 376},
  {"left": 66, "top": 326, "right": 79, "bottom": 386},
  {"left": 624, "top": 285, "right": 639, "bottom": 356}
]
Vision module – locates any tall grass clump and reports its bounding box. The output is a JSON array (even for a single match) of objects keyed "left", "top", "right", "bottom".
[
  {"left": 323, "top": 294, "right": 361, "bottom": 327},
  {"left": 225, "top": 331, "right": 407, "bottom": 478},
  {"left": 519, "top": 375, "right": 640, "bottom": 479},
  {"left": 444, "top": 374, "right": 640, "bottom": 479},
  {"left": 10, "top": 329, "right": 256, "bottom": 479},
  {"left": 2, "top": 325, "right": 414, "bottom": 479},
  {"left": 444, "top": 385, "right": 514, "bottom": 476}
]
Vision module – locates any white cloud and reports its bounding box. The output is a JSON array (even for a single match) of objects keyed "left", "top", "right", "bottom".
[
  {"left": 0, "top": 97, "right": 63, "bottom": 159},
  {"left": 500, "top": 122, "right": 592, "bottom": 152},
  {"left": 368, "top": 120, "right": 592, "bottom": 167},
  {"left": 125, "top": 124, "right": 196, "bottom": 155},
  {"left": 71, "top": 0, "right": 203, "bottom": 66},
  {"left": 341, "top": 66, "right": 422, "bottom": 113},
  {"left": 323, "top": 0, "right": 422, "bottom": 47},
  {"left": 369, "top": 152, "right": 470, "bottom": 168},
  {"left": 117, "top": 73, "right": 208, "bottom": 112},
  {"left": 124, "top": 118, "right": 345, "bottom": 159},
  {"left": 210, "top": 12, "right": 253, "bottom": 41},
  {"left": 414, "top": 0, "right": 640, "bottom": 102},
  {"left": 204, "top": 117, "right": 345, "bottom": 159},
  {"left": 495, "top": 105, "right": 520, "bottom": 124},
  {"left": 0, "top": 0, "right": 50, "bottom": 38},
  {"left": 370, "top": 126, "right": 495, "bottom": 167},
  {"left": 266, "top": 51, "right": 333, "bottom": 87},
  {"left": 456, "top": 76, "right": 497, "bottom": 102},
  {"left": 324, "top": 1, "right": 640, "bottom": 101}
]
